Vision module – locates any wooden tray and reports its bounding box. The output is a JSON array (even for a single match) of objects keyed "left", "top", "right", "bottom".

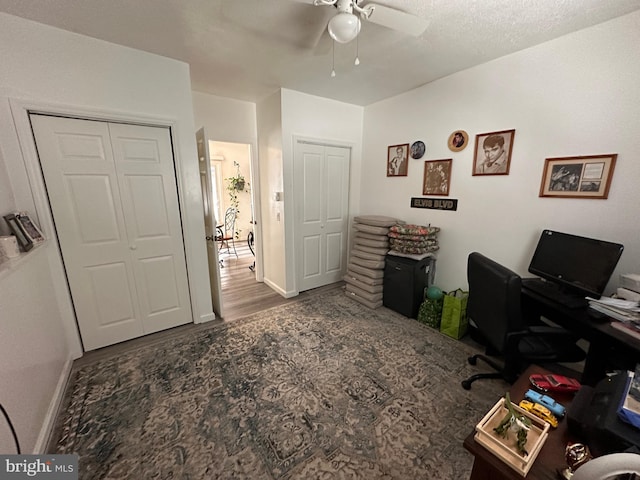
[{"left": 474, "top": 397, "right": 550, "bottom": 476}]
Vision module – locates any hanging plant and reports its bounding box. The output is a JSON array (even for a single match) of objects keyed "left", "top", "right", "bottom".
[
  {"left": 225, "top": 161, "right": 245, "bottom": 239},
  {"left": 227, "top": 160, "right": 245, "bottom": 191},
  {"left": 229, "top": 175, "right": 245, "bottom": 191}
]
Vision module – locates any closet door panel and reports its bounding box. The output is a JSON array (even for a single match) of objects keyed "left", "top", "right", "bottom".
[
  {"left": 30, "top": 115, "right": 143, "bottom": 350},
  {"left": 109, "top": 123, "right": 191, "bottom": 334},
  {"left": 65, "top": 174, "right": 122, "bottom": 245}
]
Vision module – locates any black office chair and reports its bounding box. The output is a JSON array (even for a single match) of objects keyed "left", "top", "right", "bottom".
[{"left": 461, "top": 252, "right": 586, "bottom": 390}]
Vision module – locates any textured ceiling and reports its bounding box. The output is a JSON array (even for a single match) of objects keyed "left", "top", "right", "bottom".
[{"left": 1, "top": 0, "right": 640, "bottom": 106}]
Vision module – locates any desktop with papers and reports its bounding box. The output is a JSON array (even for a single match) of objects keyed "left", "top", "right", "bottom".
[
  {"left": 588, "top": 297, "right": 640, "bottom": 322},
  {"left": 588, "top": 297, "right": 640, "bottom": 341}
]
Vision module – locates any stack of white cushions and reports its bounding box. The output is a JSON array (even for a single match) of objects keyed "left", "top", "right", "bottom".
[{"left": 344, "top": 215, "right": 401, "bottom": 309}]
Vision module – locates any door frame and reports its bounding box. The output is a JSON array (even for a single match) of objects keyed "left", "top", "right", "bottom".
[
  {"left": 9, "top": 98, "right": 213, "bottom": 355},
  {"left": 291, "top": 136, "right": 353, "bottom": 295}
]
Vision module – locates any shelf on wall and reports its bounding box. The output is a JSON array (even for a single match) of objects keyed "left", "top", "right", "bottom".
[{"left": 0, "top": 242, "right": 47, "bottom": 282}]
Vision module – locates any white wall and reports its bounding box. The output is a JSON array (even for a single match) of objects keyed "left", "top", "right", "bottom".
[
  {"left": 0, "top": 249, "right": 71, "bottom": 454},
  {"left": 361, "top": 11, "right": 640, "bottom": 293},
  {"left": 256, "top": 91, "right": 286, "bottom": 293},
  {"left": 280, "top": 89, "right": 364, "bottom": 295},
  {"left": 0, "top": 12, "right": 212, "bottom": 452},
  {"left": 0, "top": 102, "right": 14, "bottom": 234},
  {"left": 192, "top": 92, "right": 257, "bottom": 145}
]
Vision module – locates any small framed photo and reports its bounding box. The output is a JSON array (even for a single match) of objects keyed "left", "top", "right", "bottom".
[
  {"left": 410, "top": 140, "right": 426, "bottom": 159},
  {"left": 17, "top": 212, "right": 45, "bottom": 244},
  {"left": 539, "top": 154, "right": 617, "bottom": 199},
  {"left": 448, "top": 130, "right": 469, "bottom": 152},
  {"left": 387, "top": 143, "right": 409, "bottom": 177},
  {"left": 473, "top": 129, "right": 516, "bottom": 176},
  {"left": 3, "top": 213, "right": 34, "bottom": 252},
  {"left": 423, "top": 159, "right": 452, "bottom": 196}
]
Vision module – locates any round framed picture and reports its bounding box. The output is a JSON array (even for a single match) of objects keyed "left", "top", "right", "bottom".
[
  {"left": 410, "top": 140, "right": 426, "bottom": 159},
  {"left": 448, "top": 130, "right": 469, "bottom": 152}
]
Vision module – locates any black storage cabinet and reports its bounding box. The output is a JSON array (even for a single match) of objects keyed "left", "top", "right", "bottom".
[{"left": 383, "top": 254, "right": 435, "bottom": 318}]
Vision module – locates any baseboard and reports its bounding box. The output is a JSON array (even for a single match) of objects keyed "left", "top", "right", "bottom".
[
  {"left": 34, "top": 356, "right": 74, "bottom": 453},
  {"left": 198, "top": 312, "right": 216, "bottom": 323},
  {"left": 262, "top": 277, "right": 298, "bottom": 299}
]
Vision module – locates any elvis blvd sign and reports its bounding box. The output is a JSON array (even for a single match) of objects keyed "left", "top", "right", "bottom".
[{"left": 410, "top": 198, "right": 458, "bottom": 211}]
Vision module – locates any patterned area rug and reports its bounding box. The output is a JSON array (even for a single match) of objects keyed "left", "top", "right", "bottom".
[{"left": 52, "top": 288, "right": 507, "bottom": 479}]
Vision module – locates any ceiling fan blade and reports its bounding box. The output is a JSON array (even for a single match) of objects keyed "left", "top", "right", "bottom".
[
  {"left": 222, "top": 0, "right": 331, "bottom": 50},
  {"left": 364, "top": 3, "right": 428, "bottom": 37}
]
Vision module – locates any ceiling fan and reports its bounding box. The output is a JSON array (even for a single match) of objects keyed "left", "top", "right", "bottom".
[{"left": 310, "top": 0, "right": 428, "bottom": 44}]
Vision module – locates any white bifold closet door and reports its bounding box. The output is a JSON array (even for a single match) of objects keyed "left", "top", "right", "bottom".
[
  {"left": 294, "top": 141, "right": 350, "bottom": 292},
  {"left": 30, "top": 114, "right": 192, "bottom": 351}
]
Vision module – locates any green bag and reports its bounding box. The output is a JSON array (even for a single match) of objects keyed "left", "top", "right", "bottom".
[{"left": 439, "top": 289, "right": 469, "bottom": 339}]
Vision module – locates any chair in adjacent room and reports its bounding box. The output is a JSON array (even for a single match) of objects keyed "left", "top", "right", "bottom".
[
  {"left": 247, "top": 229, "right": 255, "bottom": 272},
  {"left": 461, "top": 252, "right": 586, "bottom": 390},
  {"left": 216, "top": 207, "right": 238, "bottom": 262}
]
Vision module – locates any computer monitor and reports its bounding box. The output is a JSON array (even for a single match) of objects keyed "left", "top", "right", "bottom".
[{"left": 528, "top": 230, "right": 624, "bottom": 298}]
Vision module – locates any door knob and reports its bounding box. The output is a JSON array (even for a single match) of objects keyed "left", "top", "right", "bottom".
[
  {"left": 130, "top": 245, "right": 137, "bottom": 250},
  {"left": 206, "top": 235, "right": 215, "bottom": 241}
]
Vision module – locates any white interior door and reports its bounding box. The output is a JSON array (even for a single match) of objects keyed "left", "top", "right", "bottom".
[
  {"left": 294, "top": 141, "right": 350, "bottom": 292},
  {"left": 30, "top": 114, "right": 192, "bottom": 351},
  {"left": 196, "top": 127, "right": 224, "bottom": 318}
]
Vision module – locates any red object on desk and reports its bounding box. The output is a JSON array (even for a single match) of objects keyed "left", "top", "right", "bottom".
[
  {"left": 464, "top": 365, "right": 581, "bottom": 480},
  {"left": 529, "top": 373, "right": 581, "bottom": 393}
]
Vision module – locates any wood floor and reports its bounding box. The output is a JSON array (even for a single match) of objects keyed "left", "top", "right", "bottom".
[{"left": 218, "top": 242, "right": 341, "bottom": 321}]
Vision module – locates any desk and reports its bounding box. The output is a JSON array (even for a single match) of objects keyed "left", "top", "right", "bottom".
[
  {"left": 521, "top": 286, "right": 640, "bottom": 385},
  {"left": 464, "top": 365, "right": 579, "bottom": 480}
]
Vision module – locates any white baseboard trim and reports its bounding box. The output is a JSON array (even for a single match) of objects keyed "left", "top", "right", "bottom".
[
  {"left": 34, "top": 356, "right": 74, "bottom": 453},
  {"left": 197, "top": 312, "right": 216, "bottom": 323},
  {"left": 263, "top": 277, "right": 298, "bottom": 298}
]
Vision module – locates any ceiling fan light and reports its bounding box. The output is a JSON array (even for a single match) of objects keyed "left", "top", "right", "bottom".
[{"left": 327, "top": 12, "right": 361, "bottom": 44}]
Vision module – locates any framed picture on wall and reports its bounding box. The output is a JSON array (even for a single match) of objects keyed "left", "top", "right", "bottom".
[
  {"left": 410, "top": 140, "right": 426, "bottom": 159},
  {"left": 3, "top": 213, "right": 34, "bottom": 251},
  {"left": 423, "top": 159, "right": 452, "bottom": 196},
  {"left": 539, "top": 154, "right": 617, "bottom": 199},
  {"left": 447, "top": 130, "right": 468, "bottom": 152},
  {"left": 472, "top": 129, "right": 515, "bottom": 176},
  {"left": 387, "top": 144, "right": 409, "bottom": 177},
  {"left": 16, "top": 212, "right": 45, "bottom": 244}
]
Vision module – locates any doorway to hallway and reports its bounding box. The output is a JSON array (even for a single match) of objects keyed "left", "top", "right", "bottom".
[{"left": 206, "top": 139, "right": 263, "bottom": 320}]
